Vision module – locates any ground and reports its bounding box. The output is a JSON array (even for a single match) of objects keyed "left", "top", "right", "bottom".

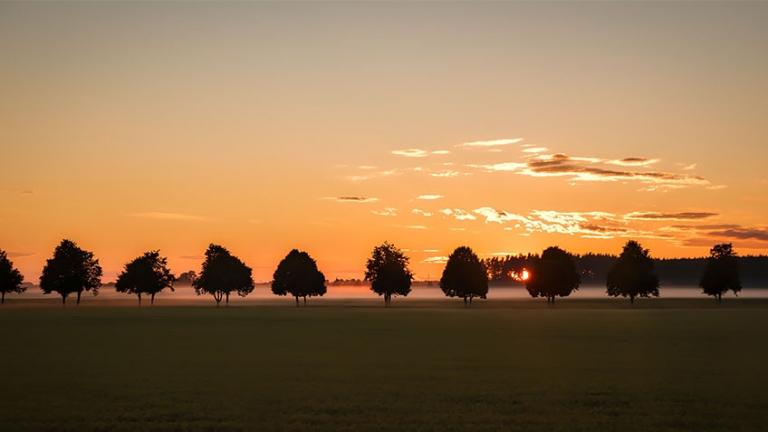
[{"left": 1, "top": 298, "right": 767, "bottom": 431}]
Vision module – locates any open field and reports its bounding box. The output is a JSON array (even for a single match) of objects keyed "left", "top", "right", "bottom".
[{"left": 2, "top": 300, "right": 768, "bottom": 431}]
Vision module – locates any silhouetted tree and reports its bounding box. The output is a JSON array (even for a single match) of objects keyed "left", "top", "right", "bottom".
[
  {"left": 700, "top": 243, "right": 741, "bottom": 304},
  {"left": 115, "top": 251, "right": 176, "bottom": 306},
  {"left": 0, "top": 249, "right": 25, "bottom": 305},
  {"left": 193, "top": 244, "right": 254, "bottom": 307},
  {"left": 526, "top": 246, "right": 580, "bottom": 304},
  {"left": 364, "top": 242, "right": 413, "bottom": 306},
  {"left": 272, "top": 249, "right": 326, "bottom": 306},
  {"left": 606, "top": 240, "right": 659, "bottom": 305},
  {"left": 440, "top": 246, "right": 488, "bottom": 306},
  {"left": 176, "top": 270, "right": 197, "bottom": 285},
  {"left": 39, "top": 239, "right": 102, "bottom": 305}
]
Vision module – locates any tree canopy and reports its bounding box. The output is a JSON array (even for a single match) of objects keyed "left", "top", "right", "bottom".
[
  {"left": 0, "top": 249, "right": 25, "bottom": 305},
  {"left": 526, "top": 246, "right": 580, "bottom": 304},
  {"left": 440, "top": 246, "right": 488, "bottom": 306},
  {"left": 606, "top": 240, "right": 660, "bottom": 304},
  {"left": 39, "top": 239, "right": 102, "bottom": 305},
  {"left": 699, "top": 243, "right": 741, "bottom": 303},
  {"left": 272, "top": 249, "right": 326, "bottom": 306},
  {"left": 176, "top": 270, "right": 197, "bottom": 285},
  {"left": 364, "top": 242, "right": 413, "bottom": 306},
  {"left": 115, "top": 251, "right": 176, "bottom": 306},
  {"left": 193, "top": 244, "right": 254, "bottom": 307}
]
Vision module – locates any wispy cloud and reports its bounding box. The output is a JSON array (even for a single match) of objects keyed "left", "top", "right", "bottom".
[
  {"left": 129, "top": 212, "right": 207, "bottom": 221},
  {"left": 681, "top": 163, "right": 697, "bottom": 170},
  {"left": 471, "top": 162, "right": 527, "bottom": 172},
  {"left": 417, "top": 195, "right": 444, "bottom": 200},
  {"left": 7, "top": 252, "right": 35, "bottom": 258},
  {"left": 404, "top": 225, "right": 427, "bottom": 230},
  {"left": 708, "top": 227, "right": 768, "bottom": 242},
  {"left": 325, "top": 197, "right": 380, "bottom": 203},
  {"left": 439, "top": 208, "right": 477, "bottom": 221},
  {"left": 625, "top": 212, "right": 718, "bottom": 221},
  {"left": 180, "top": 255, "right": 204, "bottom": 260},
  {"left": 372, "top": 207, "right": 397, "bottom": 217},
  {"left": 605, "top": 158, "right": 660, "bottom": 167},
  {"left": 522, "top": 147, "right": 549, "bottom": 153},
  {"left": 429, "top": 170, "right": 463, "bottom": 178},
  {"left": 422, "top": 256, "right": 449, "bottom": 264},
  {"left": 457, "top": 138, "right": 523, "bottom": 148},
  {"left": 392, "top": 149, "right": 428, "bottom": 157},
  {"left": 412, "top": 209, "right": 433, "bottom": 217},
  {"left": 432, "top": 150, "right": 450, "bottom": 155}
]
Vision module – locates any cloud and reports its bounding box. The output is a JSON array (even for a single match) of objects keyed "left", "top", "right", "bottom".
[
  {"left": 372, "top": 207, "right": 397, "bottom": 217},
  {"left": 326, "top": 197, "right": 380, "bottom": 203},
  {"left": 346, "top": 168, "right": 399, "bottom": 181},
  {"left": 439, "top": 208, "right": 476, "bottom": 221},
  {"left": 682, "top": 163, "right": 697, "bottom": 170},
  {"left": 404, "top": 225, "right": 427, "bottom": 230},
  {"left": 471, "top": 162, "right": 527, "bottom": 172},
  {"left": 605, "top": 158, "right": 660, "bottom": 167},
  {"left": 412, "top": 209, "right": 433, "bottom": 217},
  {"left": 522, "top": 147, "right": 549, "bottom": 153},
  {"left": 518, "top": 153, "right": 710, "bottom": 187},
  {"left": 129, "top": 212, "right": 207, "bottom": 221},
  {"left": 417, "top": 195, "right": 444, "bottom": 200},
  {"left": 432, "top": 150, "right": 450, "bottom": 155},
  {"left": 422, "top": 256, "right": 449, "bottom": 264},
  {"left": 625, "top": 212, "right": 718, "bottom": 221},
  {"left": 392, "top": 149, "right": 428, "bottom": 157},
  {"left": 429, "top": 170, "right": 463, "bottom": 177},
  {"left": 707, "top": 185, "right": 728, "bottom": 190},
  {"left": 423, "top": 249, "right": 440, "bottom": 253},
  {"left": 7, "top": 252, "right": 35, "bottom": 258},
  {"left": 457, "top": 138, "right": 523, "bottom": 148},
  {"left": 708, "top": 228, "right": 768, "bottom": 242}
]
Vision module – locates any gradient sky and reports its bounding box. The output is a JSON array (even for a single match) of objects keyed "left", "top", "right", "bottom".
[{"left": 1, "top": 2, "right": 767, "bottom": 282}]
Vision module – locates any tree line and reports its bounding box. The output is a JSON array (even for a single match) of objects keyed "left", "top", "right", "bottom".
[
  {"left": 0, "top": 239, "right": 750, "bottom": 306},
  {"left": 485, "top": 252, "right": 768, "bottom": 288}
]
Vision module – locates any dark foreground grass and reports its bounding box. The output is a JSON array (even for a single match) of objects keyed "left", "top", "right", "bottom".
[{"left": 2, "top": 300, "right": 767, "bottom": 431}]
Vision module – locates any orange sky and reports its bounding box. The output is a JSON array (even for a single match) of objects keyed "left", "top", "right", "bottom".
[{"left": 1, "top": 2, "right": 767, "bottom": 282}]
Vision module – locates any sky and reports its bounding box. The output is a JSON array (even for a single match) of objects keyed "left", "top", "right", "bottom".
[{"left": 1, "top": 2, "right": 767, "bottom": 282}]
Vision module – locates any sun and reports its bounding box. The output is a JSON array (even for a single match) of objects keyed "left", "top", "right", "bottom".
[{"left": 509, "top": 269, "right": 530, "bottom": 282}]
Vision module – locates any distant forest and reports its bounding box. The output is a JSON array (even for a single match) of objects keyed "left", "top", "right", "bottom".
[{"left": 485, "top": 254, "right": 768, "bottom": 288}]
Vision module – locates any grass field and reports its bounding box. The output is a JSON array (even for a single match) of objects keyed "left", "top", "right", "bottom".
[{"left": 2, "top": 299, "right": 768, "bottom": 431}]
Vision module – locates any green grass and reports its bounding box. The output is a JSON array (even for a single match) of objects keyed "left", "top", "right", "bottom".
[{"left": 2, "top": 299, "right": 768, "bottom": 431}]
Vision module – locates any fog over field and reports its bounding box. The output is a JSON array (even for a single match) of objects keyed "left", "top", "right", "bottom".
[{"left": 10, "top": 284, "right": 768, "bottom": 304}]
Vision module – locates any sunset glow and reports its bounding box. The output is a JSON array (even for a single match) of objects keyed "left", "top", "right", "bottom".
[{"left": 1, "top": 2, "right": 767, "bottom": 283}]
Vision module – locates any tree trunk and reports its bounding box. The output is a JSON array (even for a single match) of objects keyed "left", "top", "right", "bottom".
[
  {"left": 551, "top": 295, "right": 555, "bottom": 305},
  {"left": 214, "top": 291, "right": 223, "bottom": 307},
  {"left": 303, "top": 296, "right": 306, "bottom": 306},
  {"left": 469, "top": 296, "right": 473, "bottom": 305},
  {"left": 151, "top": 293, "right": 155, "bottom": 306},
  {"left": 1, "top": 292, "right": 4, "bottom": 305},
  {"left": 226, "top": 292, "right": 230, "bottom": 307},
  {"left": 76, "top": 291, "right": 81, "bottom": 305},
  {"left": 630, "top": 295, "right": 634, "bottom": 306},
  {"left": 62, "top": 295, "right": 67, "bottom": 306},
  {"left": 718, "top": 293, "right": 722, "bottom": 304},
  {"left": 138, "top": 293, "right": 142, "bottom": 307},
  {"left": 296, "top": 296, "right": 299, "bottom": 307},
  {"left": 464, "top": 297, "right": 467, "bottom": 307}
]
